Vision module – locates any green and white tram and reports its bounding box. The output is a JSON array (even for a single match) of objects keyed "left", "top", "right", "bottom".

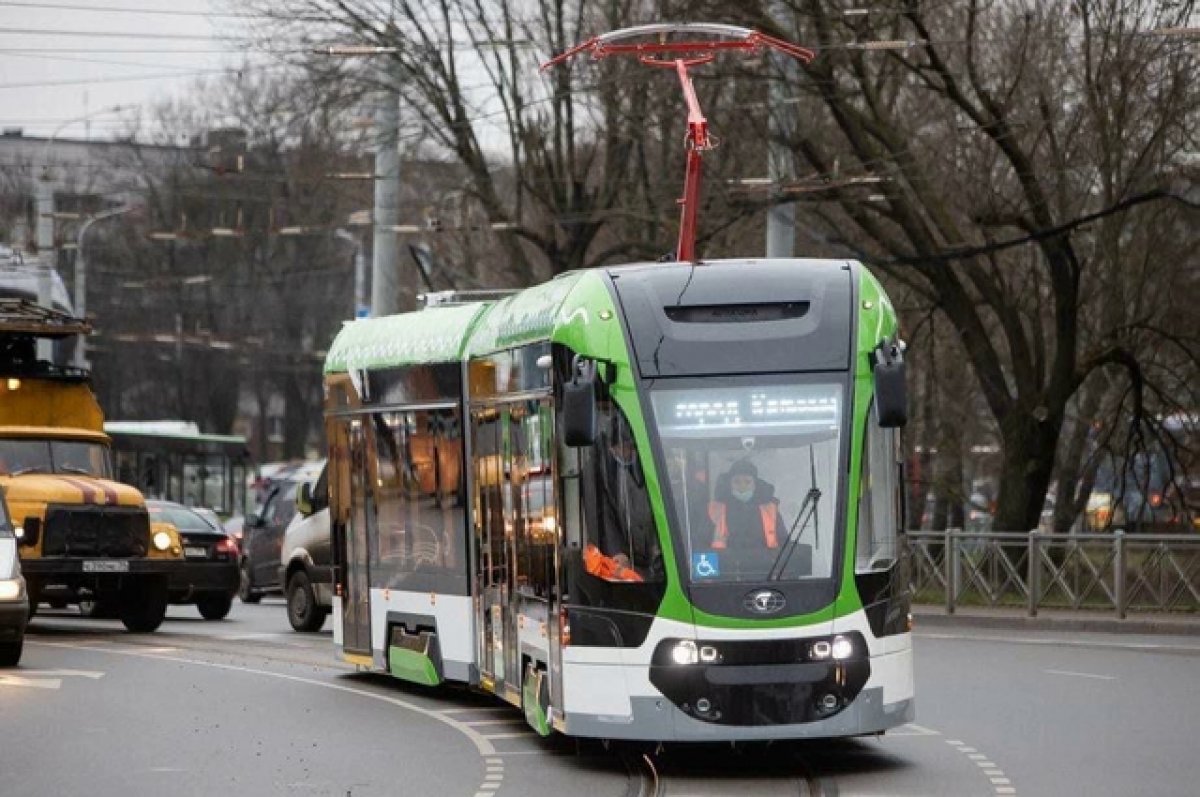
[{"left": 322, "top": 258, "right": 913, "bottom": 741}]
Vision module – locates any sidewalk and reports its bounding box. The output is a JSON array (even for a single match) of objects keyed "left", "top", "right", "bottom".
[{"left": 912, "top": 603, "right": 1200, "bottom": 636}]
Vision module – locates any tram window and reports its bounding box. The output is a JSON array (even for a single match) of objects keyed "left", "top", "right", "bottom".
[
  {"left": 369, "top": 409, "right": 467, "bottom": 592},
  {"left": 514, "top": 401, "right": 555, "bottom": 599},
  {"left": 578, "top": 395, "right": 663, "bottom": 584},
  {"left": 856, "top": 402, "right": 901, "bottom": 572},
  {"left": 651, "top": 382, "right": 843, "bottom": 584}
]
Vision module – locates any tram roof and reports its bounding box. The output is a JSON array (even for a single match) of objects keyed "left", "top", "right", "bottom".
[
  {"left": 324, "top": 302, "right": 490, "bottom": 374},
  {"left": 323, "top": 259, "right": 870, "bottom": 375}
]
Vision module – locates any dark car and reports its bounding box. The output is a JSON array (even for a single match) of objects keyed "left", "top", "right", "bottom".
[
  {"left": 0, "top": 487, "right": 29, "bottom": 666},
  {"left": 147, "top": 500, "right": 240, "bottom": 620},
  {"left": 239, "top": 463, "right": 321, "bottom": 603}
]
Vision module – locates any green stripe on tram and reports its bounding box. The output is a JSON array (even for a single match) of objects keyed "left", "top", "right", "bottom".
[{"left": 388, "top": 646, "right": 442, "bottom": 687}]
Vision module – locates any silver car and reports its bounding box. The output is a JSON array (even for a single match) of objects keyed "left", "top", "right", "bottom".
[{"left": 0, "top": 487, "right": 29, "bottom": 666}]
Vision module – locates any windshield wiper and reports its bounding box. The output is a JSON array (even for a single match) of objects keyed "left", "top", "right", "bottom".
[
  {"left": 767, "top": 486, "right": 821, "bottom": 581},
  {"left": 58, "top": 465, "right": 96, "bottom": 476},
  {"left": 10, "top": 466, "right": 47, "bottom": 477}
]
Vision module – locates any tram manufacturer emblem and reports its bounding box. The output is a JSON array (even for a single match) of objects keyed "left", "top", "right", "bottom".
[{"left": 744, "top": 589, "right": 786, "bottom": 614}]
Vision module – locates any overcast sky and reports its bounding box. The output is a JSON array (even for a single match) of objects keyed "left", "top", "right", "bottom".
[{"left": 0, "top": 0, "right": 251, "bottom": 140}]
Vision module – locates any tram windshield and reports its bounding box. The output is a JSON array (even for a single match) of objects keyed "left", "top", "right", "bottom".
[{"left": 650, "top": 382, "right": 843, "bottom": 585}]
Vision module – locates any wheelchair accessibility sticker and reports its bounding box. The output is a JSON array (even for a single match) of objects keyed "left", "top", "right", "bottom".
[{"left": 692, "top": 553, "right": 720, "bottom": 579}]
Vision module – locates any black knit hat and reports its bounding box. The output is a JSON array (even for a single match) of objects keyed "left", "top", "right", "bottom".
[{"left": 729, "top": 459, "right": 758, "bottom": 478}]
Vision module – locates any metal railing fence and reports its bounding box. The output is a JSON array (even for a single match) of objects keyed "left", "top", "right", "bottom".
[{"left": 906, "top": 530, "right": 1200, "bottom": 617}]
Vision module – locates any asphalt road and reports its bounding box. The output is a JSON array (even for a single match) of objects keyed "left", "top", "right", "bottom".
[{"left": 3, "top": 601, "right": 1198, "bottom": 796}]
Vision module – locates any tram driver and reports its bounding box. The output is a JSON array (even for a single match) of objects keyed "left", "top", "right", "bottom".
[{"left": 708, "top": 459, "right": 780, "bottom": 552}]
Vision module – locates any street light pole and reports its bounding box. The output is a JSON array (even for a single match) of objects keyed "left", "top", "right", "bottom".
[
  {"left": 36, "top": 105, "right": 131, "bottom": 257},
  {"left": 334, "top": 228, "right": 368, "bottom": 318},
  {"left": 74, "top": 205, "right": 134, "bottom": 368}
]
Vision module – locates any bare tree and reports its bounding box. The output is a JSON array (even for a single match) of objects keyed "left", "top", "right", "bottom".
[{"left": 238, "top": 0, "right": 693, "bottom": 281}]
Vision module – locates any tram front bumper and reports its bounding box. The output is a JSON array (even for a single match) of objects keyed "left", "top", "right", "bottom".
[{"left": 563, "top": 686, "right": 913, "bottom": 742}]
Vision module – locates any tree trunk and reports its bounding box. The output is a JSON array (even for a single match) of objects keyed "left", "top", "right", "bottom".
[{"left": 993, "top": 409, "right": 1063, "bottom": 532}]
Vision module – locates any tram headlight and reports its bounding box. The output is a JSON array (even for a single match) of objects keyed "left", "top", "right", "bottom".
[
  {"left": 810, "top": 636, "right": 855, "bottom": 661},
  {"left": 831, "top": 635, "right": 854, "bottom": 660},
  {"left": 153, "top": 530, "right": 172, "bottom": 551},
  {"left": 671, "top": 639, "right": 699, "bottom": 665}
]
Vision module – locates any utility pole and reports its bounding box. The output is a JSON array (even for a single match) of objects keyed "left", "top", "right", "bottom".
[
  {"left": 766, "top": 2, "right": 797, "bottom": 259},
  {"left": 370, "top": 62, "right": 404, "bottom": 317}
]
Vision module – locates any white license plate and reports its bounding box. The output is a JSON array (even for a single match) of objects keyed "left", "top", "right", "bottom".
[
  {"left": 83, "top": 560, "right": 130, "bottom": 573},
  {"left": 184, "top": 546, "right": 207, "bottom": 559}
]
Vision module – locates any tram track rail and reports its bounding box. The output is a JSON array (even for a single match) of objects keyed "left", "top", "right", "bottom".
[{"left": 621, "top": 747, "right": 828, "bottom": 797}]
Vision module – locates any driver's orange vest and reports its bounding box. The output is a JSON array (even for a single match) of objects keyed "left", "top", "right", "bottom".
[{"left": 708, "top": 501, "right": 779, "bottom": 549}]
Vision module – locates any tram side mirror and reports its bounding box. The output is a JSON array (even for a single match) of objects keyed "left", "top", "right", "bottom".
[
  {"left": 17, "top": 517, "right": 40, "bottom": 547},
  {"left": 563, "top": 357, "right": 598, "bottom": 447},
  {"left": 872, "top": 339, "right": 908, "bottom": 428},
  {"left": 296, "top": 483, "right": 314, "bottom": 517}
]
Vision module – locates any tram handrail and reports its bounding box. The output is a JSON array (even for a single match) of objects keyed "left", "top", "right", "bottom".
[{"left": 904, "top": 529, "right": 1200, "bottom": 617}]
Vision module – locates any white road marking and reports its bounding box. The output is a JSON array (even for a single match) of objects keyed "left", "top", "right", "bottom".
[
  {"left": 480, "top": 731, "right": 533, "bottom": 740},
  {"left": 29, "top": 639, "right": 506, "bottom": 797},
  {"left": 466, "top": 718, "right": 528, "bottom": 726},
  {"left": 220, "top": 633, "right": 293, "bottom": 641},
  {"left": 25, "top": 668, "right": 105, "bottom": 679},
  {"left": 945, "top": 739, "right": 1017, "bottom": 795},
  {"left": 918, "top": 631, "right": 1200, "bottom": 654},
  {"left": 442, "top": 707, "right": 511, "bottom": 714},
  {"left": 1044, "top": 669, "right": 1116, "bottom": 681},
  {"left": 28, "top": 640, "right": 496, "bottom": 754},
  {"left": 888, "top": 723, "right": 941, "bottom": 736},
  {"left": 0, "top": 674, "right": 61, "bottom": 690}
]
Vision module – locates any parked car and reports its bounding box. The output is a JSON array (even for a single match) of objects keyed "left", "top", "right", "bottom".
[
  {"left": 147, "top": 500, "right": 239, "bottom": 620},
  {"left": 281, "top": 461, "right": 331, "bottom": 632},
  {"left": 240, "top": 461, "right": 324, "bottom": 604},
  {"left": 0, "top": 487, "right": 29, "bottom": 666}
]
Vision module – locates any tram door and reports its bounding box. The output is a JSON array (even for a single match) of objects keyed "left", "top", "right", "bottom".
[
  {"left": 340, "top": 418, "right": 373, "bottom": 656},
  {"left": 472, "top": 405, "right": 519, "bottom": 693}
]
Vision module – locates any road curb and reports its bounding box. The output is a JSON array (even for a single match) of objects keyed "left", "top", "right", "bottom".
[{"left": 912, "top": 607, "right": 1200, "bottom": 637}]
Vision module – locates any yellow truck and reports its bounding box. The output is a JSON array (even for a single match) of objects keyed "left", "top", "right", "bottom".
[{"left": 0, "top": 298, "right": 182, "bottom": 632}]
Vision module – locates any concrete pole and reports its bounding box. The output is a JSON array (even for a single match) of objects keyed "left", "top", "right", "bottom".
[
  {"left": 35, "top": 176, "right": 55, "bottom": 256},
  {"left": 766, "top": 3, "right": 797, "bottom": 259},
  {"left": 370, "top": 65, "right": 404, "bottom": 317}
]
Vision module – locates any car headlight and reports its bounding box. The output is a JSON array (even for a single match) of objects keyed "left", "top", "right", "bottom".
[
  {"left": 0, "top": 579, "right": 23, "bottom": 601},
  {"left": 671, "top": 639, "right": 699, "bottom": 665},
  {"left": 153, "top": 531, "right": 172, "bottom": 551}
]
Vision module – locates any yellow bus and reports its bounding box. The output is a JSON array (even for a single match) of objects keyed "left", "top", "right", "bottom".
[{"left": 0, "top": 298, "right": 183, "bottom": 632}]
